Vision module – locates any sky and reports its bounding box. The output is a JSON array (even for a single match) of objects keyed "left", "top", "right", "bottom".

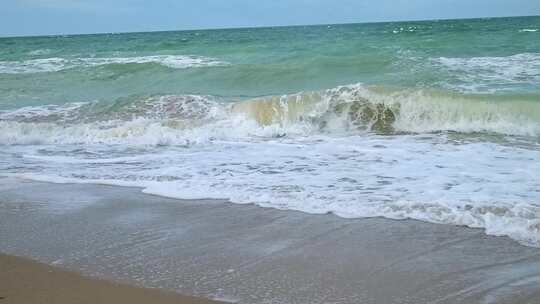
[{"left": 1, "top": 0, "right": 540, "bottom": 37}]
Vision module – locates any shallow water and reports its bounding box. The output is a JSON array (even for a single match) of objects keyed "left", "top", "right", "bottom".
[{"left": 2, "top": 180, "right": 540, "bottom": 304}]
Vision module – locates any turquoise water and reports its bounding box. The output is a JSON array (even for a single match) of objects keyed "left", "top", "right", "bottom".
[
  {"left": 1, "top": 16, "right": 540, "bottom": 109},
  {"left": 1, "top": 16, "right": 540, "bottom": 247}
]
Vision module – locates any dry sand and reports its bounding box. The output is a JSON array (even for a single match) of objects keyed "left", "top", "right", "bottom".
[{"left": 0, "top": 253, "right": 222, "bottom": 304}]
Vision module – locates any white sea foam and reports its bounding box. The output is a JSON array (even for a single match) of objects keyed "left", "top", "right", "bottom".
[
  {"left": 392, "top": 26, "right": 417, "bottom": 34},
  {"left": 0, "top": 102, "right": 89, "bottom": 122},
  {"left": 0, "top": 55, "right": 229, "bottom": 74},
  {"left": 433, "top": 53, "right": 540, "bottom": 92},
  {"left": 4, "top": 134, "right": 540, "bottom": 247},
  {"left": 519, "top": 29, "right": 539, "bottom": 32}
]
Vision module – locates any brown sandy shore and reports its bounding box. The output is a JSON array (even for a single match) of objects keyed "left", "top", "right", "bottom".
[{"left": 0, "top": 253, "right": 223, "bottom": 304}]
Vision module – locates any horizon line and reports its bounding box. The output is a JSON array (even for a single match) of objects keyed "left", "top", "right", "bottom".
[{"left": 1, "top": 14, "right": 538, "bottom": 39}]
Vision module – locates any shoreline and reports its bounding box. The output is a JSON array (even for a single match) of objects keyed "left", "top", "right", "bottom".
[
  {"left": 1, "top": 178, "right": 540, "bottom": 303},
  {"left": 0, "top": 253, "right": 224, "bottom": 304}
]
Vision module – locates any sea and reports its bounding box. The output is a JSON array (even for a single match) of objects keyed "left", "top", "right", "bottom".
[{"left": 1, "top": 16, "right": 539, "bottom": 247}]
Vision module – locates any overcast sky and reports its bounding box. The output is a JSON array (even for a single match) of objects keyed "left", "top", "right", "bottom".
[{"left": 2, "top": 0, "right": 540, "bottom": 37}]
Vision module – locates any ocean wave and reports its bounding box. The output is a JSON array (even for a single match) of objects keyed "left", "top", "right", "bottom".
[
  {"left": 1, "top": 84, "right": 540, "bottom": 145},
  {"left": 432, "top": 53, "right": 540, "bottom": 92},
  {"left": 392, "top": 26, "right": 418, "bottom": 34},
  {"left": 2, "top": 83, "right": 540, "bottom": 248},
  {"left": 0, "top": 95, "right": 261, "bottom": 145},
  {"left": 519, "top": 29, "right": 538, "bottom": 32},
  {"left": 27, "top": 49, "right": 53, "bottom": 56},
  {"left": 0, "top": 55, "right": 229, "bottom": 74},
  {"left": 233, "top": 85, "right": 540, "bottom": 137},
  {"left": 0, "top": 95, "right": 220, "bottom": 123}
]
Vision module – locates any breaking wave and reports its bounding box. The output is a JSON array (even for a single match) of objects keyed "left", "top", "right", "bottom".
[
  {"left": 1, "top": 83, "right": 540, "bottom": 247},
  {"left": 1, "top": 84, "right": 539, "bottom": 145}
]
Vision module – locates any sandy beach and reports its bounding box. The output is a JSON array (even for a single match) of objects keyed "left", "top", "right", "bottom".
[
  {"left": 1, "top": 177, "right": 540, "bottom": 304},
  {"left": 0, "top": 253, "right": 222, "bottom": 304}
]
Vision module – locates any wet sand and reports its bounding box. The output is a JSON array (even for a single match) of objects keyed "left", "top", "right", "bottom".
[
  {"left": 1, "top": 177, "right": 540, "bottom": 304},
  {"left": 0, "top": 253, "right": 222, "bottom": 304}
]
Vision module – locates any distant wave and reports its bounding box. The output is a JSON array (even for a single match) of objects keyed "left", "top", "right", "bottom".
[
  {"left": 27, "top": 49, "right": 53, "bottom": 56},
  {"left": 391, "top": 26, "right": 418, "bottom": 34},
  {"left": 519, "top": 28, "right": 538, "bottom": 32},
  {"left": 0, "top": 55, "right": 229, "bottom": 74},
  {"left": 432, "top": 53, "right": 540, "bottom": 92}
]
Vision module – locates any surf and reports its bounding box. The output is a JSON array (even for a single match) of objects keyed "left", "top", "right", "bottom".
[{"left": 1, "top": 84, "right": 539, "bottom": 146}]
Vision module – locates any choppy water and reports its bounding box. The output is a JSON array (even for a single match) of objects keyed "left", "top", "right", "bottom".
[{"left": 1, "top": 16, "right": 540, "bottom": 247}]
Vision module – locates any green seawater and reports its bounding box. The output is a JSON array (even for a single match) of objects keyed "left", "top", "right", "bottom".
[{"left": 1, "top": 16, "right": 539, "bottom": 110}]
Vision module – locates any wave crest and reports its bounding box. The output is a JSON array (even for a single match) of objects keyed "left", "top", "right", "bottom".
[
  {"left": 0, "top": 55, "right": 229, "bottom": 74},
  {"left": 233, "top": 84, "right": 540, "bottom": 137},
  {"left": 1, "top": 84, "right": 540, "bottom": 145}
]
